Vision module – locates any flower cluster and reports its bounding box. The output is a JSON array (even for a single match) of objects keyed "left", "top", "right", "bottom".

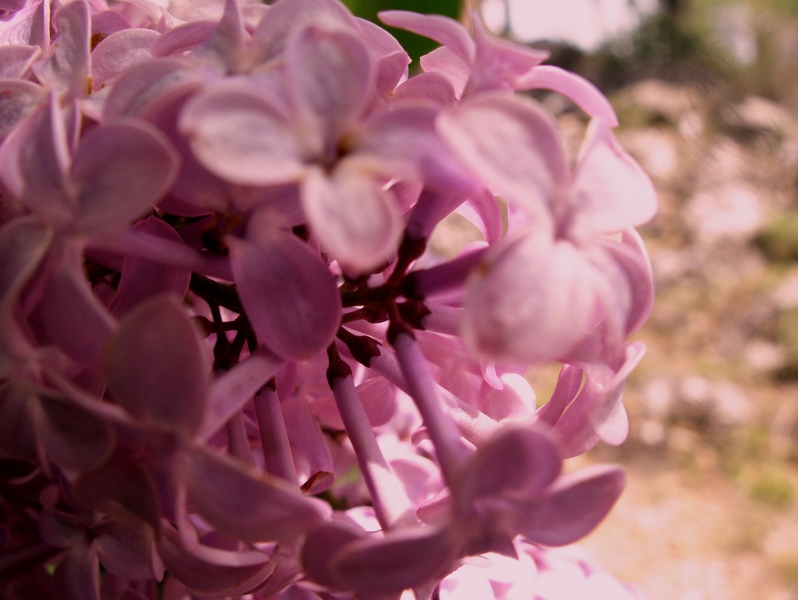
[{"left": 0, "top": 0, "right": 657, "bottom": 597}]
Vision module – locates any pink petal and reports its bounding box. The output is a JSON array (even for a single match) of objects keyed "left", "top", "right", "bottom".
[
  {"left": 462, "top": 228, "right": 594, "bottom": 364},
  {"left": 355, "top": 16, "right": 409, "bottom": 96},
  {"left": 517, "top": 66, "right": 618, "bottom": 126},
  {"left": 391, "top": 71, "right": 456, "bottom": 107},
  {"left": 599, "top": 229, "right": 655, "bottom": 336},
  {"left": 228, "top": 231, "right": 341, "bottom": 361},
  {"left": 0, "top": 99, "right": 72, "bottom": 223},
  {"left": 199, "top": 348, "right": 284, "bottom": 442},
  {"left": 37, "top": 394, "right": 116, "bottom": 472},
  {"left": 179, "top": 82, "right": 306, "bottom": 186},
  {"left": 30, "top": 243, "right": 116, "bottom": 369},
  {"left": 570, "top": 120, "right": 657, "bottom": 235},
  {"left": 454, "top": 189, "right": 502, "bottom": 244},
  {"left": 302, "top": 163, "right": 402, "bottom": 273},
  {"left": 150, "top": 20, "right": 217, "bottom": 57},
  {"left": 106, "top": 295, "right": 209, "bottom": 439},
  {"left": 35, "top": 0, "right": 91, "bottom": 98},
  {"left": 514, "top": 465, "right": 625, "bottom": 546},
  {"left": 0, "top": 79, "right": 44, "bottom": 141},
  {"left": 158, "top": 525, "right": 274, "bottom": 597},
  {"left": 437, "top": 93, "right": 568, "bottom": 214},
  {"left": 185, "top": 447, "right": 331, "bottom": 543},
  {"left": 330, "top": 525, "right": 461, "bottom": 592},
  {"left": 93, "top": 518, "right": 163, "bottom": 581},
  {"left": 72, "top": 120, "right": 179, "bottom": 233},
  {"left": 419, "top": 46, "right": 469, "bottom": 99},
  {"left": 0, "top": 218, "right": 52, "bottom": 369},
  {"left": 72, "top": 458, "right": 162, "bottom": 535},
  {"left": 103, "top": 58, "right": 204, "bottom": 120},
  {"left": 378, "top": 10, "right": 475, "bottom": 64},
  {"left": 285, "top": 24, "right": 371, "bottom": 147},
  {"left": 456, "top": 426, "right": 561, "bottom": 508},
  {"left": 110, "top": 217, "right": 191, "bottom": 317},
  {"left": 192, "top": 0, "right": 247, "bottom": 72},
  {"left": 468, "top": 15, "right": 548, "bottom": 94},
  {"left": 91, "top": 28, "right": 159, "bottom": 91},
  {"left": 301, "top": 521, "right": 364, "bottom": 589},
  {"left": 249, "top": 0, "right": 357, "bottom": 66},
  {"left": 54, "top": 543, "right": 100, "bottom": 600},
  {"left": 0, "top": 45, "right": 40, "bottom": 78}
]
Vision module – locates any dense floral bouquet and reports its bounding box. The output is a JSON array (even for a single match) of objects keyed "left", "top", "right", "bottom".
[{"left": 0, "top": 0, "right": 657, "bottom": 597}]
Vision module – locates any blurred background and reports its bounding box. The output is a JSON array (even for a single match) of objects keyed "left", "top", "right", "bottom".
[{"left": 343, "top": 0, "right": 798, "bottom": 597}]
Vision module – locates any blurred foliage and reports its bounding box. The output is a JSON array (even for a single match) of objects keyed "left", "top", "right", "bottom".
[
  {"left": 755, "top": 212, "right": 798, "bottom": 262},
  {"left": 341, "top": 0, "right": 462, "bottom": 65}
]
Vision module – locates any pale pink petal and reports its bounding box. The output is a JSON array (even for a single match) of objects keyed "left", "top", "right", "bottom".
[
  {"left": 0, "top": 218, "right": 52, "bottom": 369},
  {"left": 180, "top": 82, "right": 306, "bottom": 186},
  {"left": 571, "top": 120, "right": 658, "bottom": 235},
  {"left": 94, "top": 518, "right": 163, "bottom": 581},
  {"left": 468, "top": 14, "right": 548, "bottom": 94},
  {"left": 378, "top": 10, "right": 475, "bottom": 64},
  {"left": 158, "top": 525, "right": 274, "bottom": 597},
  {"left": 391, "top": 72, "right": 456, "bottom": 107},
  {"left": 301, "top": 163, "right": 402, "bottom": 273},
  {"left": 106, "top": 295, "right": 209, "bottom": 438},
  {"left": 91, "top": 28, "right": 159, "bottom": 91},
  {"left": 30, "top": 243, "right": 115, "bottom": 369},
  {"left": 110, "top": 217, "right": 191, "bottom": 316},
  {"left": 35, "top": 0, "right": 91, "bottom": 98},
  {"left": 301, "top": 521, "right": 364, "bottom": 589},
  {"left": 281, "top": 393, "right": 334, "bottom": 488},
  {"left": 228, "top": 231, "right": 341, "bottom": 361},
  {"left": 599, "top": 229, "right": 655, "bottom": 336},
  {"left": 199, "top": 348, "right": 284, "bottom": 442},
  {"left": 355, "top": 16, "right": 408, "bottom": 96},
  {"left": 72, "top": 120, "right": 179, "bottom": 233},
  {"left": 514, "top": 465, "right": 625, "bottom": 546},
  {"left": 193, "top": 0, "right": 246, "bottom": 69},
  {"left": 0, "top": 99, "right": 71, "bottom": 223},
  {"left": 185, "top": 447, "right": 331, "bottom": 543},
  {"left": 419, "top": 46, "right": 469, "bottom": 98},
  {"left": 103, "top": 58, "right": 204, "bottom": 120},
  {"left": 437, "top": 94, "right": 568, "bottom": 214},
  {"left": 54, "top": 543, "right": 100, "bottom": 600},
  {"left": 285, "top": 25, "right": 371, "bottom": 147},
  {"left": 0, "top": 0, "right": 49, "bottom": 48},
  {"left": 517, "top": 66, "right": 618, "bottom": 126},
  {"left": 37, "top": 394, "right": 116, "bottom": 472},
  {"left": 0, "top": 45, "right": 40, "bottom": 78},
  {"left": 249, "top": 0, "right": 357, "bottom": 66},
  {"left": 0, "top": 79, "right": 44, "bottom": 141},
  {"left": 462, "top": 228, "right": 594, "bottom": 364},
  {"left": 330, "top": 525, "right": 460, "bottom": 592},
  {"left": 72, "top": 458, "right": 162, "bottom": 534},
  {"left": 456, "top": 426, "right": 561, "bottom": 508},
  {"left": 150, "top": 20, "right": 216, "bottom": 57},
  {"left": 454, "top": 189, "right": 502, "bottom": 244}
]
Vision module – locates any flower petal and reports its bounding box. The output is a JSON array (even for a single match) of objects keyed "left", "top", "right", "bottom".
[
  {"left": 228, "top": 231, "right": 341, "bottom": 361},
  {"left": 91, "top": 28, "right": 159, "bottom": 91},
  {"left": 180, "top": 82, "right": 306, "bottom": 186},
  {"left": 302, "top": 163, "right": 402, "bottom": 273},
  {"left": 185, "top": 447, "right": 331, "bottom": 543},
  {"left": 72, "top": 120, "right": 179, "bottom": 233},
  {"left": 378, "top": 10, "right": 475, "bottom": 64},
  {"left": 518, "top": 66, "right": 618, "bottom": 126},
  {"left": 571, "top": 120, "right": 657, "bottom": 235},
  {"left": 456, "top": 426, "right": 561, "bottom": 508},
  {"left": 285, "top": 24, "right": 371, "bottom": 146},
  {"left": 437, "top": 93, "right": 568, "bottom": 215},
  {"left": 514, "top": 465, "right": 625, "bottom": 546},
  {"left": 106, "top": 295, "right": 209, "bottom": 438},
  {"left": 330, "top": 525, "right": 460, "bottom": 592}
]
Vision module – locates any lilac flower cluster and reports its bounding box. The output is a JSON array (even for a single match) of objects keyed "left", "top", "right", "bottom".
[{"left": 0, "top": 0, "right": 657, "bottom": 597}]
